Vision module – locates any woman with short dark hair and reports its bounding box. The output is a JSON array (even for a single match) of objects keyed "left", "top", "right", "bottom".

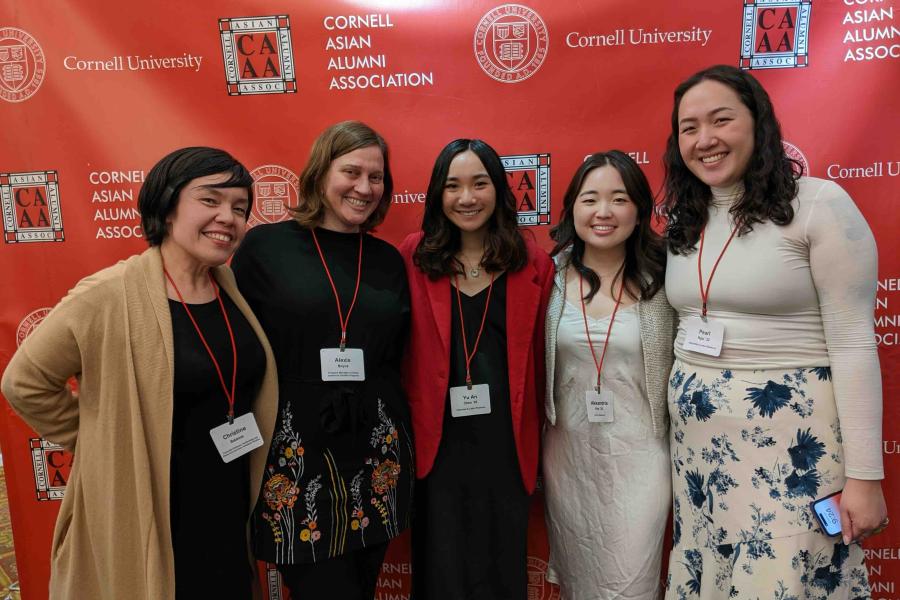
[
  {"left": 231, "top": 121, "right": 413, "bottom": 599},
  {"left": 399, "top": 138, "right": 554, "bottom": 599},
  {"left": 1, "top": 146, "right": 278, "bottom": 600},
  {"left": 663, "top": 65, "right": 886, "bottom": 598}
]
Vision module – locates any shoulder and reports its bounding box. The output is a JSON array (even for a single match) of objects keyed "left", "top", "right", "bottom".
[
  {"left": 365, "top": 233, "right": 405, "bottom": 266},
  {"left": 523, "top": 236, "right": 553, "bottom": 274},
  {"left": 241, "top": 220, "right": 299, "bottom": 248},
  {"left": 398, "top": 231, "right": 424, "bottom": 259}
]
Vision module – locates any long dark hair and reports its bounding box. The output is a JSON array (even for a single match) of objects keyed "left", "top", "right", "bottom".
[
  {"left": 663, "top": 65, "right": 801, "bottom": 255},
  {"left": 550, "top": 151, "right": 665, "bottom": 302},
  {"left": 413, "top": 139, "right": 527, "bottom": 279}
]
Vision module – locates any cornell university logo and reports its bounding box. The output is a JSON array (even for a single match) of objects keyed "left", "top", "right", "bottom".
[
  {"left": 0, "top": 27, "right": 45, "bottom": 102},
  {"left": 220, "top": 15, "right": 297, "bottom": 95},
  {"left": 740, "top": 0, "right": 811, "bottom": 69},
  {"left": 1, "top": 170, "right": 65, "bottom": 243},
  {"left": 474, "top": 4, "right": 549, "bottom": 83},
  {"left": 249, "top": 165, "right": 300, "bottom": 227}
]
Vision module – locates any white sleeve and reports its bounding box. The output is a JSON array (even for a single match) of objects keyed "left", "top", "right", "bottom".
[{"left": 805, "top": 180, "right": 883, "bottom": 480}]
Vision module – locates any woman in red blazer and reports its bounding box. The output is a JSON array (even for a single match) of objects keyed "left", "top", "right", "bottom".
[{"left": 399, "top": 138, "right": 553, "bottom": 599}]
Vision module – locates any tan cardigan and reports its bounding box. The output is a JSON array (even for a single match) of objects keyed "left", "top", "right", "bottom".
[{"left": 1, "top": 246, "right": 278, "bottom": 600}]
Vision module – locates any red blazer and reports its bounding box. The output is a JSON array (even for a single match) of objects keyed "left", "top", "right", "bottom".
[{"left": 398, "top": 232, "right": 554, "bottom": 494}]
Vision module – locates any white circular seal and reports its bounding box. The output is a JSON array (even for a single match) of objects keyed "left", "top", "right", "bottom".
[
  {"left": 16, "top": 307, "right": 52, "bottom": 347},
  {"left": 0, "top": 28, "right": 46, "bottom": 103},
  {"left": 526, "top": 555, "right": 561, "bottom": 599},
  {"left": 474, "top": 4, "right": 549, "bottom": 83},
  {"left": 782, "top": 141, "right": 809, "bottom": 177},
  {"left": 249, "top": 164, "right": 300, "bottom": 227}
]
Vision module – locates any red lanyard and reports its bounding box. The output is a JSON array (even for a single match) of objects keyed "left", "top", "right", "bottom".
[
  {"left": 697, "top": 221, "right": 740, "bottom": 319},
  {"left": 164, "top": 268, "right": 238, "bottom": 424},
  {"left": 311, "top": 229, "right": 363, "bottom": 350},
  {"left": 580, "top": 274, "right": 625, "bottom": 393},
  {"left": 453, "top": 272, "right": 496, "bottom": 389}
]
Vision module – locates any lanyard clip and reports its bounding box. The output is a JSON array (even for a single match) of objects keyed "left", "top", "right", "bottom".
[
  {"left": 339, "top": 331, "right": 347, "bottom": 352},
  {"left": 227, "top": 412, "right": 234, "bottom": 426},
  {"left": 595, "top": 383, "right": 601, "bottom": 394},
  {"left": 700, "top": 303, "right": 708, "bottom": 323},
  {"left": 466, "top": 377, "right": 473, "bottom": 391}
]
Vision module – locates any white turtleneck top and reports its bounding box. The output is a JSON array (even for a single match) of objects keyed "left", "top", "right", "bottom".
[{"left": 666, "top": 177, "right": 883, "bottom": 480}]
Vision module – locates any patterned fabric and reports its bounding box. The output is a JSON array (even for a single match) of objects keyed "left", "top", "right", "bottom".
[{"left": 665, "top": 359, "right": 870, "bottom": 599}]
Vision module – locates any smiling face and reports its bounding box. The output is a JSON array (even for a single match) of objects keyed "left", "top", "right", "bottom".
[
  {"left": 441, "top": 150, "right": 497, "bottom": 236},
  {"left": 163, "top": 172, "right": 250, "bottom": 268},
  {"left": 320, "top": 145, "right": 385, "bottom": 233},
  {"left": 677, "top": 79, "right": 755, "bottom": 189},
  {"left": 572, "top": 165, "right": 638, "bottom": 259}
]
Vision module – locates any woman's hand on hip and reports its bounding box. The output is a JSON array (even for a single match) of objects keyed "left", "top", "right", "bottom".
[{"left": 839, "top": 477, "right": 888, "bottom": 544}]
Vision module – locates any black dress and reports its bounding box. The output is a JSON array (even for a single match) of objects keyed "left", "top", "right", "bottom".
[
  {"left": 413, "top": 274, "right": 530, "bottom": 600},
  {"left": 231, "top": 222, "right": 414, "bottom": 567},
  {"left": 168, "top": 292, "right": 266, "bottom": 599}
]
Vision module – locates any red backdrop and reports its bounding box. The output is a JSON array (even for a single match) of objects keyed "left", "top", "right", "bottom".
[{"left": 1, "top": 1, "right": 898, "bottom": 598}]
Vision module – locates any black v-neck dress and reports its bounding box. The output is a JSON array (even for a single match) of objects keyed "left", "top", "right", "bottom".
[{"left": 412, "top": 274, "right": 530, "bottom": 600}]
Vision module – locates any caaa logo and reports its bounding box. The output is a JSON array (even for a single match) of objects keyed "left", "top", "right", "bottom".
[
  {"left": 30, "top": 438, "right": 72, "bottom": 501},
  {"left": 1, "top": 170, "right": 65, "bottom": 243},
  {"left": 474, "top": 4, "right": 549, "bottom": 83},
  {"left": 0, "top": 27, "right": 45, "bottom": 103},
  {"left": 249, "top": 165, "right": 300, "bottom": 227},
  {"left": 740, "top": 0, "right": 811, "bottom": 69},
  {"left": 501, "top": 153, "right": 551, "bottom": 226},
  {"left": 219, "top": 15, "right": 297, "bottom": 95}
]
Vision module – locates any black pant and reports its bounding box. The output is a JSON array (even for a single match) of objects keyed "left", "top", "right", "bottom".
[{"left": 277, "top": 541, "right": 389, "bottom": 600}]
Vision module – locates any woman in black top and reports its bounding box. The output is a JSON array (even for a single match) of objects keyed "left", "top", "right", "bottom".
[{"left": 232, "top": 121, "right": 413, "bottom": 598}]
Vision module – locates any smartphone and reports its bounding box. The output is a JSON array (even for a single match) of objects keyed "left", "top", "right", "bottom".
[{"left": 810, "top": 490, "right": 842, "bottom": 536}]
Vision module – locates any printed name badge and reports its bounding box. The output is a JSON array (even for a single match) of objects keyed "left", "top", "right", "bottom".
[
  {"left": 585, "top": 389, "right": 614, "bottom": 423},
  {"left": 449, "top": 383, "right": 491, "bottom": 417},
  {"left": 210, "top": 412, "right": 264, "bottom": 463},
  {"left": 682, "top": 317, "right": 725, "bottom": 357},
  {"left": 320, "top": 348, "right": 365, "bottom": 381}
]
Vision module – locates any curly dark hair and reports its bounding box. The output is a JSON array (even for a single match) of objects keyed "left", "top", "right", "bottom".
[
  {"left": 550, "top": 151, "right": 665, "bottom": 302},
  {"left": 663, "top": 65, "right": 801, "bottom": 255},
  {"left": 413, "top": 139, "right": 527, "bottom": 279}
]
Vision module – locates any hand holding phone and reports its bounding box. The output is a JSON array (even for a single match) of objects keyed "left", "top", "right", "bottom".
[{"left": 810, "top": 491, "right": 842, "bottom": 537}]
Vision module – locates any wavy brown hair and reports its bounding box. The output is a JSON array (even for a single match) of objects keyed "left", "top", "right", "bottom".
[
  {"left": 550, "top": 151, "right": 665, "bottom": 302},
  {"left": 413, "top": 139, "right": 527, "bottom": 279},
  {"left": 290, "top": 120, "right": 394, "bottom": 231},
  {"left": 663, "top": 65, "right": 801, "bottom": 255}
]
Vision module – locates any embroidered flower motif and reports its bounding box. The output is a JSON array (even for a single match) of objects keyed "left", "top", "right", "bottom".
[
  {"left": 371, "top": 459, "right": 401, "bottom": 494},
  {"left": 299, "top": 529, "right": 311, "bottom": 542},
  {"left": 263, "top": 473, "right": 298, "bottom": 511},
  {"left": 785, "top": 469, "right": 821, "bottom": 499}
]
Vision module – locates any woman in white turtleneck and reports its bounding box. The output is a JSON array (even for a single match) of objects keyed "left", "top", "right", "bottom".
[{"left": 661, "top": 65, "right": 886, "bottom": 599}]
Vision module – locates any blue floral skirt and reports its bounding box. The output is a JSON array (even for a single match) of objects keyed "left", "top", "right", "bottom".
[{"left": 665, "top": 359, "right": 870, "bottom": 599}]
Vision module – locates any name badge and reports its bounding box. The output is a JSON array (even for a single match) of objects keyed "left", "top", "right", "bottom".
[
  {"left": 682, "top": 317, "right": 725, "bottom": 357},
  {"left": 449, "top": 383, "right": 491, "bottom": 417},
  {"left": 320, "top": 348, "right": 365, "bottom": 381},
  {"left": 585, "top": 389, "right": 614, "bottom": 423},
  {"left": 210, "top": 412, "right": 264, "bottom": 463}
]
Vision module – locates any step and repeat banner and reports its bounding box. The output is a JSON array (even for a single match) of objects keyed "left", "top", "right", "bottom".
[{"left": 0, "top": 0, "right": 898, "bottom": 598}]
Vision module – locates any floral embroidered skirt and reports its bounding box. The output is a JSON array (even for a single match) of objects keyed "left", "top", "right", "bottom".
[{"left": 665, "top": 359, "right": 871, "bottom": 600}]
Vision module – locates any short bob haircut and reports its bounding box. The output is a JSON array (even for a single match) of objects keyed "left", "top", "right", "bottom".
[
  {"left": 290, "top": 120, "right": 393, "bottom": 232},
  {"left": 663, "top": 64, "right": 801, "bottom": 255},
  {"left": 550, "top": 150, "right": 665, "bottom": 302},
  {"left": 412, "top": 138, "right": 527, "bottom": 279},
  {"left": 138, "top": 146, "right": 254, "bottom": 246}
]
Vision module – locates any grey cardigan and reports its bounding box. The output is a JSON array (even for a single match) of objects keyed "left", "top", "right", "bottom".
[{"left": 544, "top": 256, "right": 677, "bottom": 437}]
